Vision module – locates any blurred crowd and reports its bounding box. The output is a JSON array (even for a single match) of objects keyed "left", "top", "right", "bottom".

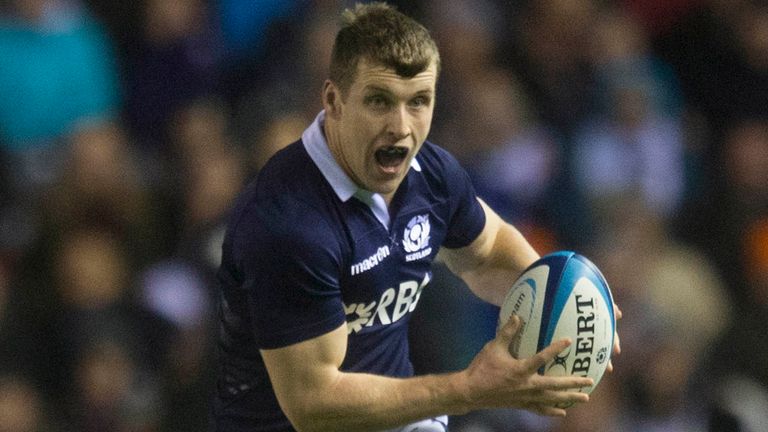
[{"left": 1, "top": 0, "right": 767, "bottom": 431}]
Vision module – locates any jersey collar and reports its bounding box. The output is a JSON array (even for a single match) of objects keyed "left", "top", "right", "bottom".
[
  {"left": 302, "top": 110, "right": 357, "bottom": 202},
  {"left": 302, "top": 111, "right": 421, "bottom": 228}
]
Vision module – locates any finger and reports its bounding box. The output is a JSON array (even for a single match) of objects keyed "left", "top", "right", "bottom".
[
  {"left": 614, "top": 303, "right": 623, "bottom": 320},
  {"left": 535, "top": 374, "right": 594, "bottom": 391},
  {"left": 607, "top": 359, "right": 613, "bottom": 373},
  {"left": 525, "top": 338, "right": 572, "bottom": 371},
  {"left": 495, "top": 314, "right": 521, "bottom": 348},
  {"left": 538, "top": 389, "right": 590, "bottom": 406},
  {"left": 613, "top": 331, "right": 621, "bottom": 355},
  {"left": 531, "top": 404, "right": 568, "bottom": 417}
]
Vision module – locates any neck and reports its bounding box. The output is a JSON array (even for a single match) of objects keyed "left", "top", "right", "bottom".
[
  {"left": 322, "top": 116, "right": 398, "bottom": 207},
  {"left": 321, "top": 115, "right": 339, "bottom": 154}
]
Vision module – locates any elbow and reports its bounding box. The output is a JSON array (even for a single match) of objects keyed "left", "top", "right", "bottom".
[
  {"left": 293, "top": 422, "right": 335, "bottom": 432},
  {"left": 281, "top": 405, "right": 315, "bottom": 432},
  {"left": 289, "top": 416, "right": 324, "bottom": 432},
  {"left": 286, "top": 405, "right": 378, "bottom": 432},
  {"left": 289, "top": 417, "right": 344, "bottom": 432},
  {"left": 288, "top": 418, "right": 316, "bottom": 432},
  {"left": 282, "top": 402, "right": 342, "bottom": 432}
]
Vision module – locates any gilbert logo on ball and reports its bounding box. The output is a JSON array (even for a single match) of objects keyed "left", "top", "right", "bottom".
[{"left": 499, "top": 251, "right": 616, "bottom": 401}]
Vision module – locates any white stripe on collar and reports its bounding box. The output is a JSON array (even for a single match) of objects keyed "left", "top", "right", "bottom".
[{"left": 302, "top": 110, "right": 357, "bottom": 202}]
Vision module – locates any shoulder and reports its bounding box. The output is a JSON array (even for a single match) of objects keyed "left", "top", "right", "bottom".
[
  {"left": 256, "top": 140, "right": 318, "bottom": 193},
  {"left": 415, "top": 141, "right": 486, "bottom": 248},
  {"left": 224, "top": 141, "right": 344, "bottom": 265},
  {"left": 234, "top": 140, "right": 329, "bottom": 221},
  {"left": 414, "top": 141, "right": 473, "bottom": 196},
  {"left": 415, "top": 140, "right": 465, "bottom": 174}
]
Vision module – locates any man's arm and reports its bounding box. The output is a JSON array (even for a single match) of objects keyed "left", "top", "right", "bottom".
[
  {"left": 438, "top": 199, "right": 539, "bottom": 306},
  {"left": 440, "top": 198, "right": 623, "bottom": 369},
  {"left": 261, "top": 319, "right": 592, "bottom": 432}
]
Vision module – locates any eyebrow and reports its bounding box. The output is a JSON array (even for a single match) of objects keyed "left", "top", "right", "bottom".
[{"left": 363, "top": 85, "right": 434, "bottom": 97}]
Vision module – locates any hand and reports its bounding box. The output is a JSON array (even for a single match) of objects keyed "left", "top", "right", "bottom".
[
  {"left": 460, "top": 315, "right": 594, "bottom": 417},
  {"left": 607, "top": 303, "right": 622, "bottom": 373}
]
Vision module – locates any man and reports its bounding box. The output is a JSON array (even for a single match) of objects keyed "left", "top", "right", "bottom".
[{"left": 213, "top": 3, "right": 616, "bottom": 431}]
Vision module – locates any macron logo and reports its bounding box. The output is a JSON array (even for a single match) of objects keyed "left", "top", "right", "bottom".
[{"left": 351, "top": 245, "right": 391, "bottom": 276}]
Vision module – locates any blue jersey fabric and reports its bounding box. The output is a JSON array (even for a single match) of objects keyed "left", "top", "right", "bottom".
[{"left": 213, "top": 113, "right": 486, "bottom": 431}]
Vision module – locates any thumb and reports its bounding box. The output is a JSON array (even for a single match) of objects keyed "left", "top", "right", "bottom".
[{"left": 496, "top": 314, "right": 522, "bottom": 348}]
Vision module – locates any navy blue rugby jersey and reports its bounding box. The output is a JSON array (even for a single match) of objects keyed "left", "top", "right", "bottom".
[{"left": 212, "top": 112, "right": 486, "bottom": 431}]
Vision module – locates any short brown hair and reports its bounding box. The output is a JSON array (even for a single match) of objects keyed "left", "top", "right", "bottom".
[{"left": 329, "top": 2, "right": 441, "bottom": 95}]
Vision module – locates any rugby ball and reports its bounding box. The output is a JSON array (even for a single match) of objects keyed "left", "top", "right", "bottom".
[{"left": 499, "top": 251, "right": 615, "bottom": 399}]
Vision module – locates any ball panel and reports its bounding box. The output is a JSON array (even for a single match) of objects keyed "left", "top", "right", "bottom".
[
  {"left": 539, "top": 254, "right": 580, "bottom": 351},
  {"left": 535, "top": 251, "right": 573, "bottom": 352},
  {"left": 499, "top": 265, "right": 550, "bottom": 359},
  {"left": 547, "top": 275, "right": 614, "bottom": 391},
  {"left": 570, "top": 255, "right": 616, "bottom": 381},
  {"left": 573, "top": 254, "right": 616, "bottom": 326}
]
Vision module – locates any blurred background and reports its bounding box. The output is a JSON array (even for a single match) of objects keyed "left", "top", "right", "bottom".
[{"left": 0, "top": 0, "right": 766, "bottom": 430}]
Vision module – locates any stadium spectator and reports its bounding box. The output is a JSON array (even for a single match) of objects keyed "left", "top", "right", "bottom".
[
  {"left": 39, "top": 121, "right": 167, "bottom": 265},
  {"left": 45, "top": 227, "right": 172, "bottom": 427},
  {"left": 504, "top": 0, "right": 600, "bottom": 135},
  {"left": 0, "top": 373, "right": 58, "bottom": 432},
  {"left": 572, "top": 7, "right": 685, "bottom": 233},
  {"left": 703, "top": 217, "right": 768, "bottom": 432},
  {"left": 0, "top": 0, "right": 120, "bottom": 194},
  {"left": 590, "top": 198, "right": 731, "bottom": 432},
  {"left": 122, "top": 0, "right": 222, "bottom": 154}
]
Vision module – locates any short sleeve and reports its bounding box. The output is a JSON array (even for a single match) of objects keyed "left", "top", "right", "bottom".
[
  {"left": 436, "top": 147, "right": 486, "bottom": 249},
  {"left": 234, "top": 199, "right": 346, "bottom": 349}
]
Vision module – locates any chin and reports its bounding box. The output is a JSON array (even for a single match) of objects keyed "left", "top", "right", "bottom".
[
  {"left": 370, "top": 184, "right": 395, "bottom": 195},
  {"left": 364, "top": 181, "right": 396, "bottom": 197}
]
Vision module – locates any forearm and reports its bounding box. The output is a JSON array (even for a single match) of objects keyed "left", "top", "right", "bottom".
[{"left": 293, "top": 369, "right": 470, "bottom": 432}]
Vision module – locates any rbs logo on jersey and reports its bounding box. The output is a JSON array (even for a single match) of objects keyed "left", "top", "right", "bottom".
[{"left": 344, "top": 273, "right": 431, "bottom": 334}]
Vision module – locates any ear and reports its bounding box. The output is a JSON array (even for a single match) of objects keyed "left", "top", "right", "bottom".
[{"left": 322, "top": 80, "right": 342, "bottom": 119}]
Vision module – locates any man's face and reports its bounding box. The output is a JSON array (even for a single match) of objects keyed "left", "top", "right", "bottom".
[{"left": 325, "top": 58, "right": 437, "bottom": 199}]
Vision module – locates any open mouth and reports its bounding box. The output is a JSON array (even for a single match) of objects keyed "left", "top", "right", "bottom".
[{"left": 374, "top": 146, "right": 409, "bottom": 170}]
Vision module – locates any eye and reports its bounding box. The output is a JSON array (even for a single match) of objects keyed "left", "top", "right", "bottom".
[
  {"left": 409, "top": 95, "right": 431, "bottom": 109},
  {"left": 365, "top": 94, "right": 391, "bottom": 110}
]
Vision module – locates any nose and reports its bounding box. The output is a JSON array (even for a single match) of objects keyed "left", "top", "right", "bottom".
[{"left": 386, "top": 105, "right": 411, "bottom": 141}]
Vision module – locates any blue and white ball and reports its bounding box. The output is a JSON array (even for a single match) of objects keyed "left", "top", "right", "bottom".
[{"left": 499, "top": 251, "right": 616, "bottom": 398}]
